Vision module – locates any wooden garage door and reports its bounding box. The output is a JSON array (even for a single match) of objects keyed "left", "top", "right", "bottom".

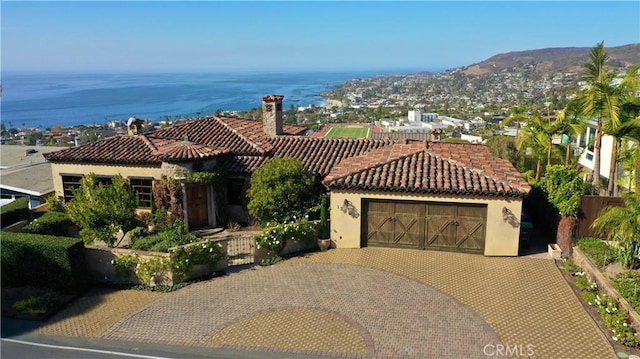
[{"left": 363, "top": 200, "right": 486, "bottom": 253}]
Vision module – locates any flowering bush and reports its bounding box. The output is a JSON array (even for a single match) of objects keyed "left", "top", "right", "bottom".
[
  {"left": 255, "top": 218, "right": 317, "bottom": 256},
  {"left": 110, "top": 240, "right": 224, "bottom": 285},
  {"left": 170, "top": 240, "right": 224, "bottom": 281},
  {"left": 591, "top": 293, "right": 639, "bottom": 346}
]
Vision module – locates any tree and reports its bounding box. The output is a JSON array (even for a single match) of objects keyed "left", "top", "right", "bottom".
[
  {"left": 602, "top": 66, "right": 640, "bottom": 196},
  {"left": 247, "top": 157, "right": 321, "bottom": 225},
  {"left": 65, "top": 173, "right": 139, "bottom": 247},
  {"left": 566, "top": 41, "right": 620, "bottom": 191},
  {"left": 541, "top": 165, "right": 587, "bottom": 257},
  {"left": 591, "top": 192, "right": 640, "bottom": 269}
]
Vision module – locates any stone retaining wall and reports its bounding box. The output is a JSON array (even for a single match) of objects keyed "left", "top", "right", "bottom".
[
  {"left": 85, "top": 239, "right": 228, "bottom": 286},
  {"left": 572, "top": 246, "right": 640, "bottom": 331}
]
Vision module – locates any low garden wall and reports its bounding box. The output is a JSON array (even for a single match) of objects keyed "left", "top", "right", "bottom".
[
  {"left": 572, "top": 246, "right": 640, "bottom": 331},
  {"left": 85, "top": 239, "right": 228, "bottom": 287}
]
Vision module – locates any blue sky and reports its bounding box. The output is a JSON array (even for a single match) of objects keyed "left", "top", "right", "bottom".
[{"left": 2, "top": 1, "right": 639, "bottom": 72}]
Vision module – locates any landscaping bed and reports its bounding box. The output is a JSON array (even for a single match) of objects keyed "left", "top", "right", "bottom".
[
  {"left": 1, "top": 287, "right": 75, "bottom": 321},
  {"left": 557, "top": 237, "right": 640, "bottom": 358}
]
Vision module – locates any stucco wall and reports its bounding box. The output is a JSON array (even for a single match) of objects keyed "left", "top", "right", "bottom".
[
  {"left": 50, "top": 163, "right": 163, "bottom": 198},
  {"left": 329, "top": 190, "right": 523, "bottom": 256}
]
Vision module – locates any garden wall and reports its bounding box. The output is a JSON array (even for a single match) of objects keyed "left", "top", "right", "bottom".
[
  {"left": 84, "top": 239, "right": 228, "bottom": 286},
  {"left": 572, "top": 246, "right": 640, "bottom": 331}
]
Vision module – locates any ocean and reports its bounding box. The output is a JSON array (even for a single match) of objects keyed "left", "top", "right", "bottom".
[{"left": 1, "top": 69, "right": 418, "bottom": 129}]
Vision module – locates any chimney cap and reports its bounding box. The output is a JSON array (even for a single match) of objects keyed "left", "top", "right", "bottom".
[{"left": 262, "top": 94, "right": 284, "bottom": 102}]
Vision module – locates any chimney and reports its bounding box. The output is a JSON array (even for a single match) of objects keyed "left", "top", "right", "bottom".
[
  {"left": 262, "top": 94, "right": 284, "bottom": 135},
  {"left": 127, "top": 117, "right": 144, "bottom": 135}
]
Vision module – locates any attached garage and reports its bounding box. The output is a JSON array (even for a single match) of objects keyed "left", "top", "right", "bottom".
[
  {"left": 363, "top": 200, "right": 486, "bottom": 253},
  {"left": 323, "top": 142, "right": 530, "bottom": 256}
]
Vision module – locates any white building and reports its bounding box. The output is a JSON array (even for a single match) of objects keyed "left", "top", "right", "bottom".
[
  {"left": 572, "top": 118, "right": 638, "bottom": 190},
  {"left": 408, "top": 109, "right": 421, "bottom": 122},
  {"left": 441, "top": 116, "right": 464, "bottom": 128}
]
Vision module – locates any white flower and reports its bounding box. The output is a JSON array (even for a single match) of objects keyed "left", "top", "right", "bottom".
[
  {"left": 110, "top": 259, "right": 115, "bottom": 265},
  {"left": 185, "top": 259, "right": 189, "bottom": 262},
  {"left": 209, "top": 248, "right": 213, "bottom": 252},
  {"left": 613, "top": 336, "right": 618, "bottom": 341},
  {"left": 624, "top": 323, "right": 628, "bottom": 327},
  {"left": 202, "top": 244, "right": 207, "bottom": 248}
]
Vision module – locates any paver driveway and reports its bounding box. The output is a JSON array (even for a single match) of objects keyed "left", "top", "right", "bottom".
[{"left": 39, "top": 248, "right": 614, "bottom": 358}]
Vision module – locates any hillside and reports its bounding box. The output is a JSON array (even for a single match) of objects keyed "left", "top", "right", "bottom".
[{"left": 462, "top": 44, "right": 640, "bottom": 76}]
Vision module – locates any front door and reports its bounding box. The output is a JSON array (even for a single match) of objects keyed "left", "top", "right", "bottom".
[{"left": 186, "top": 183, "right": 209, "bottom": 229}]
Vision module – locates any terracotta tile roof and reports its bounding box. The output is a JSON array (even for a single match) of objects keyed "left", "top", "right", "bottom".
[
  {"left": 323, "top": 142, "right": 529, "bottom": 197},
  {"left": 150, "top": 116, "right": 306, "bottom": 155},
  {"left": 44, "top": 116, "right": 306, "bottom": 165},
  {"left": 220, "top": 137, "right": 396, "bottom": 177},
  {"left": 44, "top": 114, "right": 529, "bottom": 198},
  {"left": 43, "top": 135, "right": 162, "bottom": 165},
  {"left": 147, "top": 137, "right": 227, "bottom": 163},
  {"left": 426, "top": 142, "right": 530, "bottom": 191}
]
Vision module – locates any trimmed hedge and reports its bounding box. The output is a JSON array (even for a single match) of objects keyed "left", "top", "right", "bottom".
[
  {"left": 23, "top": 211, "right": 74, "bottom": 237},
  {"left": 0, "top": 197, "right": 30, "bottom": 228},
  {"left": 1, "top": 232, "right": 86, "bottom": 293}
]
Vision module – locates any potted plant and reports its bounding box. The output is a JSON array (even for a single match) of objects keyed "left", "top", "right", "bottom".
[{"left": 317, "top": 196, "right": 331, "bottom": 251}]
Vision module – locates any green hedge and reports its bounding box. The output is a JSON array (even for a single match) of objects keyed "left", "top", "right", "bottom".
[
  {"left": 0, "top": 197, "right": 30, "bottom": 227},
  {"left": 23, "top": 211, "right": 74, "bottom": 237},
  {"left": 1, "top": 232, "right": 86, "bottom": 293}
]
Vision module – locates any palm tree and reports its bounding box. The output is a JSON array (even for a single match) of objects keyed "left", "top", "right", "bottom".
[
  {"left": 517, "top": 114, "right": 563, "bottom": 182},
  {"left": 502, "top": 105, "right": 528, "bottom": 137},
  {"left": 557, "top": 100, "right": 589, "bottom": 167},
  {"left": 567, "top": 41, "right": 619, "bottom": 191},
  {"left": 602, "top": 65, "right": 640, "bottom": 196},
  {"left": 591, "top": 191, "right": 640, "bottom": 268}
]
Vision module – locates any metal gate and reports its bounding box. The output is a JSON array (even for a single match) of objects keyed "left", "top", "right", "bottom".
[{"left": 226, "top": 233, "right": 256, "bottom": 266}]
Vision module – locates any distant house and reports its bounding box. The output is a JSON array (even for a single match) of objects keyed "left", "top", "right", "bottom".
[
  {"left": 45, "top": 95, "right": 530, "bottom": 256},
  {"left": 1, "top": 145, "right": 69, "bottom": 208},
  {"left": 572, "top": 118, "right": 636, "bottom": 190}
]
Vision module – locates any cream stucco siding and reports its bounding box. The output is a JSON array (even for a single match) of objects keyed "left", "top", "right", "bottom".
[
  {"left": 329, "top": 190, "right": 522, "bottom": 256},
  {"left": 50, "top": 163, "right": 163, "bottom": 198}
]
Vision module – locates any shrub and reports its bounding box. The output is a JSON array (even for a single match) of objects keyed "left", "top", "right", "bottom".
[
  {"left": 577, "top": 237, "right": 617, "bottom": 268},
  {"left": 255, "top": 218, "right": 317, "bottom": 256},
  {"left": 540, "top": 165, "right": 586, "bottom": 217},
  {"left": 131, "top": 221, "right": 197, "bottom": 252},
  {"left": 247, "top": 157, "right": 321, "bottom": 225},
  {"left": 613, "top": 271, "right": 640, "bottom": 313},
  {"left": 0, "top": 197, "right": 30, "bottom": 227},
  {"left": 111, "top": 240, "right": 224, "bottom": 285},
  {"left": 0, "top": 232, "right": 85, "bottom": 293},
  {"left": 23, "top": 211, "right": 74, "bottom": 236},
  {"left": 65, "top": 173, "right": 138, "bottom": 247}
]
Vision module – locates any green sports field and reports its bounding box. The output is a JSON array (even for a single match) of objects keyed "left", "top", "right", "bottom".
[{"left": 323, "top": 126, "right": 371, "bottom": 138}]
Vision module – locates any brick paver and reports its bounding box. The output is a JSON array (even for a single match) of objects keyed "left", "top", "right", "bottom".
[
  {"left": 35, "top": 288, "right": 164, "bottom": 337},
  {"left": 103, "top": 263, "right": 501, "bottom": 358},
  {"left": 36, "top": 248, "right": 615, "bottom": 358}
]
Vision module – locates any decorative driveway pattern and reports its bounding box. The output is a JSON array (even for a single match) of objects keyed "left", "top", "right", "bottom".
[
  {"left": 35, "top": 288, "right": 164, "bottom": 337},
  {"left": 210, "top": 308, "right": 370, "bottom": 356},
  {"left": 103, "top": 262, "right": 501, "bottom": 358},
  {"left": 285, "top": 248, "right": 615, "bottom": 359}
]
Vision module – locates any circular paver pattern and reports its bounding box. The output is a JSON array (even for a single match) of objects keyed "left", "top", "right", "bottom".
[
  {"left": 103, "top": 263, "right": 501, "bottom": 358},
  {"left": 210, "top": 308, "right": 370, "bottom": 356}
]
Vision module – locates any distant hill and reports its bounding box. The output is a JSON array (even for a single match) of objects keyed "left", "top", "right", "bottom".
[{"left": 462, "top": 44, "right": 640, "bottom": 76}]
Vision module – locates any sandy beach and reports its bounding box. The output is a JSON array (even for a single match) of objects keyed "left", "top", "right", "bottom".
[{"left": 325, "top": 98, "right": 344, "bottom": 108}]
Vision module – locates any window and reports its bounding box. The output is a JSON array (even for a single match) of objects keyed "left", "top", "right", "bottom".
[
  {"left": 276, "top": 103, "right": 282, "bottom": 111},
  {"left": 129, "top": 178, "right": 153, "bottom": 208},
  {"left": 227, "top": 178, "right": 246, "bottom": 205},
  {"left": 62, "top": 175, "right": 83, "bottom": 203},
  {"left": 62, "top": 175, "right": 113, "bottom": 203}
]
